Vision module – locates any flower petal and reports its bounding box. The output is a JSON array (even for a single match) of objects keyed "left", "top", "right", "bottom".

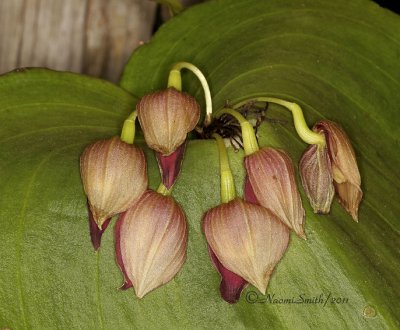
[
  {"left": 80, "top": 137, "right": 147, "bottom": 228},
  {"left": 207, "top": 244, "right": 247, "bottom": 304},
  {"left": 155, "top": 142, "right": 186, "bottom": 189},
  {"left": 137, "top": 88, "right": 200, "bottom": 155},
  {"left": 203, "top": 198, "right": 290, "bottom": 294},
  {"left": 300, "top": 143, "right": 335, "bottom": 214},
  {"left": 88, "top": 201, "right": 111, "bottom": 251},
  {"left": 115, "top": 212, "right": 133, "bottom": 290},
  {"left": 245, "top": 148, "right": 306, "bottom": 238},
  {"left": 119, "top": 191, "right": 188, "bottom": 298},
  {"left": 316, "top": 121, "right": 362, "bottom": 220}
]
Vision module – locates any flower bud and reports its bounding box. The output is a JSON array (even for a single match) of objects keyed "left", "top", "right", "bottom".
[
  {"left": 244, "top": 148, "right": 306, "bottom": 238},
  {"left": 116, "top": 190, "right": 188, "bottom": 298},
  {"left": 299, "top": 142, "right": 335, "bottom": 214},
  {"left": 315, "top": 120, "right": 362, "bottom": 221},
  {"left": 80, "top": 137, "right": 147, "bottom": 229},
  {"left": 203, "top": 198, "right": 290, "bottom": 295},
  {"left": 137, "top": 87, "right": 200, "bottom": 156}
]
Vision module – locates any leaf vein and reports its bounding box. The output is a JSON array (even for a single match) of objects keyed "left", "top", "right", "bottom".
[
  {"left": 0, "top": 126, "right": 118, "bottom": 145},
  {"left": 198, "top": 32, "right": 400, "bottom": 89},
  {"left": 0, "top": 103, "right": 122, "bottom": 117},
  {"left": 14, "top": 142, "right": 84, "bottom": 328},
  {"left": 149, "top": 4, "right": 400, "bottom": 88}
]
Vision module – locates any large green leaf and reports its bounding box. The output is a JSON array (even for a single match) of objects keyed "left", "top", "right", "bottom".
[
  {"left": 120, "top": 0, "right": 400, "bottom": 327},
  {"left": 0, "top": 0, "right": 399, "bottom": 329}
]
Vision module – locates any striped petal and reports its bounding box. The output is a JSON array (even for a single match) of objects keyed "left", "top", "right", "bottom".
[
  {"left": 245, "top": 148, "right": 306, "bottom": 238},
  {"left": 203, "top": 198, "right": 289, "bottom": 294},
  {"left": 118, "top": 190, "right": 188, "bottom": 298}
]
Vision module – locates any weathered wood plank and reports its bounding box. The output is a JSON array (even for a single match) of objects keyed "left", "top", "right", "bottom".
[{"left": 0, "top": 0, "right": 156, "bottom": 82}]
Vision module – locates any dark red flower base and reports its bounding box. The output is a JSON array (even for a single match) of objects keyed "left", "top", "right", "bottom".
[
  {"left": 88, "top": 202, "right": 111, "bottom": 251},
  {"left": 114, "top": 212, "right": 133, "bottom": 290},
  {"left": 244, "top": 176, "right": 259, "bottom": 205},
  {"left": 156, "top": 142, "right": 186, "bottom": 190},
  {"left": 208, "top": 245, "right": 247, "bottom": 304}
]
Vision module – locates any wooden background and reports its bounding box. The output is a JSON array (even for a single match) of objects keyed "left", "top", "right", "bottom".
[{"left": 0, "top": 0, "right": 201, "bottom": 82}]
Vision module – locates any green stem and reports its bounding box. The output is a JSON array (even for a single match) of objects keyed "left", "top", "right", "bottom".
[
  {"left": 214, "top": 108, "right": 259, "bottom": 156},
  {"left": 120, "top": 111, "right": 137, "bottom": 144},
  {"left": 167, "top": 62, "right": 213, "bottom": 126},
  {"left": 212, "top": 133, "right": 236, "bottom": 203},
  {"left": 233, "top": 97, "right": 325, "bottom": 147},
  {"left": 157, "top": 183, "right": 171, "bottom": 196}
]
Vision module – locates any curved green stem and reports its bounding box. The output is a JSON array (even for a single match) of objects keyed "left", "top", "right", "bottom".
[
  {"left": 120, "top": 111, "right": 137, "bottom": 144},
  {"left": 214, "top": 108, "right": 259, "bottom": 156},
  {"left": 167, "top": 62, "right": 213, "bottom": 126},
  {"left": 233, "top": 97, "right": 325, "bottom": 147},
  {"left": 157, "top": 183, "right": 171, "bottom": 196},
  {"left": 212, "top": 134, "right": 236, "bottom": 203}
]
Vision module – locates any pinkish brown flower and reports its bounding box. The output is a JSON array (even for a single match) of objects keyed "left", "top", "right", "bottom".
[
  {"left": 137, "top": 88, "right": 200, "bottom": 189},
  {"left": 299, "top": 142, "right": 335, "bottom": 214},
  {"left": 203, "top": 198, "right": 290, "bottom": 295},
  {"left": 244, "top": 148, "right": 306, "bottom": 238},
  {"left": 80, "top": 137, "right": 147, "bottom": 249},
  {"left": 116, "top": 190, "right": 188, "bottom": 298},
  {"left": 300, "top": 120, "right": 362, "bottom": 221},
  {"left": 137, "top": 88, "right": 200, "bottom": 156}
]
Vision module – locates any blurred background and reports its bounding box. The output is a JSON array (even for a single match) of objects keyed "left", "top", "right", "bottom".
[
  {"left": 0, "top": 0, "right": 397, "bottom": 83},
  {"left": 0, "top": 0, "right": 203, "bottom": 82}
]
